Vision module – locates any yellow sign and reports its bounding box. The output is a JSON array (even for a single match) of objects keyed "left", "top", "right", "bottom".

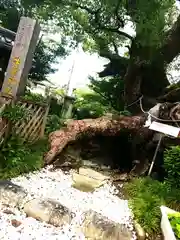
[{"left": 5, "top": 56, "right": 21, "bottom": 95}]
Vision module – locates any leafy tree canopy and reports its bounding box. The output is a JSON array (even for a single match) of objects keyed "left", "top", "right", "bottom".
[
  {"left": 35, "top": 0, "right": 176, "bottom": 57},
  {"left": 30, "top": 0, "right": 180, "bottom": 110},
  {"left": 89, "top": 76, "right": 124, "bottom": 111},
  {"left": 1, "top": 0, "right": 180, "bottom": 110}
]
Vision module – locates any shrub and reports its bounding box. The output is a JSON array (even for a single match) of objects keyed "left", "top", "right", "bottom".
[
  {"left": 124, "top": 177, "right": 180, "bottom": 235},
  {"left": 45, "top": 114, "right": 62, "bottom": 134},
  {"left": 49, "top": 97, "right": 63, "bottom": 117},
  {"left": 164, "top": 145, "right": 180, "bottom": 188},
  {"left": 0, "top": 136, "right": 47, "bottom": 179},
  {"left": 23, "top": 91, "right": 47, "bottom": 104},
  {"left": 168, "top": 212, "right": 180, "bottom": 239},
  {"left": 0, "top": 104, "right": 32, "bottom": 122}
]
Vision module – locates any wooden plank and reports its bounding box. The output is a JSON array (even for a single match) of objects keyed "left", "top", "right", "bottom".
[
  {"left": 20, "top": 108, "right": 44, "bottom": 138},
  {"left": 40, "top": 104, "right": 50, "bottom": 138},
  {"left": 28, "top": 117, "right": 44, "bottom": 141},
  {"left": 14, "top": 103, "right": 39, "bottom": 131},
  {"left": 23, "top": 111, "right": 44, "bottom": 140}
]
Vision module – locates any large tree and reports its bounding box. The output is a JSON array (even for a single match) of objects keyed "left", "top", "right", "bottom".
[{"left": 33, "top": 0, "right": 180, "bottom": 113}]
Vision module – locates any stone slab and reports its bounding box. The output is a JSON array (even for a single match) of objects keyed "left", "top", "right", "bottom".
[
  {"left": 24, "top": 198, "right": 73, "bottom": 227},
  {"left": 0, "top": 180, "right": 27, "bottom": 207},
  {"left": 82, "top": 210, "right": 132, "bottom": 240}
]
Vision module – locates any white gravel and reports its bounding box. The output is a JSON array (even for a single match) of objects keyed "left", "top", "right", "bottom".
[{"left": 0, "top": 166, "right": 137, "bottom": 239}]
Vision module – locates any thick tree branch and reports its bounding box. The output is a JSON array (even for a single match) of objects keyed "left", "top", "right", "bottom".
[
  {"left": 113, "top": 41, "right": 119, "bottom": 54},
  {"left": 98, "top": 25, "right": 133, "bottom": 40},
  {"left": 99, "top": 49, "right": 121, "bottom": 60},
  {"left": 114, "top": 0, "right": 124, "bottom": 28},
  {"left": 160, "top": 14, "right": 180, "bottom": 64},
  {"left": 69, "top": 2, "right": 99, "bottom": 14}
]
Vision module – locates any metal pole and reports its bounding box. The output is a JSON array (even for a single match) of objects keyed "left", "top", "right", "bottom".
[
  {"left": 148, "top": 134, "right": 163, "bottom": 176},
  {"left": 61, "top": 45, "right": 79, "bottom": 117},
  {"left": 66, "top": 57, "right": 76, "bottom": 95},
  {"left": 66, "top": 45, "right": 79, "bottom": 96}
]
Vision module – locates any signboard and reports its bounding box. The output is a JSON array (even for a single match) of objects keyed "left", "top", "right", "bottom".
[
  {"left": 147, "top": 121, "right": 180, "bottom": 176},
  {"left": 149, "top": 121, "right": 180, "bottom": 138},
  {"left": 1, "top": 17, "right": 40, "bottom": 97}
]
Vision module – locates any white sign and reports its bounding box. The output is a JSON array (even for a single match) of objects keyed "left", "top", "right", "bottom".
[{"left": 149, "top": 121, "right": 180, "bottom": 138}]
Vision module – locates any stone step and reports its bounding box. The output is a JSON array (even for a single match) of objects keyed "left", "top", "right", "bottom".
[
  {"left": 72, "top": 167, "right": 110, "bottom": 192},
  {"left": 24, "top": 198, "right": 73, "bottom": 227}
]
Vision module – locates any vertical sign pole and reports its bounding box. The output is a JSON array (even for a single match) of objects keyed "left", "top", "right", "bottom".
[
  {"left": 148, "top": 134, "right": 163, "bottom": 176},
  {"left": 1, "top": 17, "right": 40, "bottom": 98}
]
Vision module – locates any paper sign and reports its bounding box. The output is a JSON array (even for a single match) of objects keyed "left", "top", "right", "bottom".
[{"left": 149, "top": 121, "right": 180, "bottom": 138}]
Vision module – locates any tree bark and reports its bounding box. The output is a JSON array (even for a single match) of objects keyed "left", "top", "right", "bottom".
[
  {"left": 99, "top": 15, "right": 180, "bottom": 113},
  {"left": 44, "top": 115, "right": 146, "bottom": 165},
  {"left": 44, "top": 102, "right": 180, "bottom": 170}
]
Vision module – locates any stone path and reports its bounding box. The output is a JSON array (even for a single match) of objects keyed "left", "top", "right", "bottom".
[{"left": 0, "top": 166, "right": 137, "bottom": 239}]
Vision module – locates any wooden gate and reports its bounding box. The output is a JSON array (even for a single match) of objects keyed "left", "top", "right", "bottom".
[{"left": 0, "top": 97, "right": 49, "bottom": 145}]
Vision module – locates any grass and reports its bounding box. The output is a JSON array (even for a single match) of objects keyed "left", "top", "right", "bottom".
[
  {"left": 123, "top": 177, "right": 180, "bottom": 236},
  {"left": 0, "top": 136, "right": 48, "bottom": 179}
]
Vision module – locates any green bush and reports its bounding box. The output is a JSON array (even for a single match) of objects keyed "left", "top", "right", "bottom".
[
  {"left": 0, "top": 136, "right": 47, "bottom": 179},
  {"left": 168, "top": 212, "right": 180, "bottom": 239},
  {"left": 45, "top": 114, "right": 62, "bottom": 134},
  {"left": 0, "top": 104, "right": 32, "bottom": 122},
  {"left": 164, "top": 145, "right": 180, "bottom": 188},
  {"left": 124, "top": 177, "right": 180, "bottom": 235},
  {"left": 49, "top": 97, "right": 63, "bottom": 117},
  {"left": 23, "top": 91, "right": 47, "bottom": 104}
]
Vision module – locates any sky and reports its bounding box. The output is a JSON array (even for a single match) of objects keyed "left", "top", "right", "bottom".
[
  {"left": 48, "top": 47, "right": 108, "bottom": 94},
  {"left": 46, "top": 1, "right": 180, "bottom": 96},
  {"left": 47, "top": 21, "right": 135, "bottom": 95}
]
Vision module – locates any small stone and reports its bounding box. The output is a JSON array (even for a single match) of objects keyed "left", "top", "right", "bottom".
[
  {"left": 113, "top": 173, "right": 128, "bottom": 182},
  {"left": 82, "top": 210, "right": 132, "bottom": 240},
  {"left": 134, "top": 221, "right": 146, "bottom": 240},
  {"left": 3, "top": 209, "right": 15, "bottom": 215},
  {"left": 24, "top": 198, "right": 73, "bottom": 227},
  {"left": 11, "top": 219, "right": 22, "bottom": 227}
]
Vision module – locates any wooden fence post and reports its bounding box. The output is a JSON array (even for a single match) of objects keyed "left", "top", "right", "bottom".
[{"left": 40, "top": 104, "right": 50, "bottom": 138}]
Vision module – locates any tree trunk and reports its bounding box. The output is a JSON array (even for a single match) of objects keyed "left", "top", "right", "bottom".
[
  {"left": 124, "top": 59, "right": 169, "bottom": 113},
  {"left": 44, "top": 115, "right": 147, "bottom": 165}
]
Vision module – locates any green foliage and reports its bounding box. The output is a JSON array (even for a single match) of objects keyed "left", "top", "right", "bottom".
[
  {"left": 37, "top": 0, "right": 176, "bottom": 57},
  {"left": 130, "top": 0, "right": 175, "bottom": 47},
  {"left": 73, "top": 82, "right": 131, "bottom": 119},
  {"left": 74, "top": 88, "right": 110, "bottom": 119},
  {"left": 0, "top": 104, "right": 32, "bottom": 122},
  {"left": 119, "top": 110, "right": 131, "bottom": 116},
  {"left": 29, "top": 39, "right": 68, "bottom": 83},
  {"left": 89, "top": 76, "right": 125, "bottom": 112},
  {"left": 45, "top": 114, "right": 62, "bottom": 134},
  {"left": 164, "top": 145, "right": 180, "bottom": 188},
  {"left": 168, "top": 212, "right": 180, "bottom": 239},
  {"left": 0, "top": 136, "right": 47, "bottom": 179},
  {"left": 49, "top": 97, "right": 63, "bottom": 117},
  {"left": 124, "top": 177, "right": 180, "bottom": 235},
  {"left": 23, "top": 90, "right": 47, "bottom": 104}
]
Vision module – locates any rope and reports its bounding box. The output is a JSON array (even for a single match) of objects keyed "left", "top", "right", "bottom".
[{"left": 139, "top": 96, "right": 180, "bottom": 123}]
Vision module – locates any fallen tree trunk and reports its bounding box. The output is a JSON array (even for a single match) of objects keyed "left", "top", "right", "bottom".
[
  {"left": 44, "top": 115, "right": 147, "bottom": 165},
  {"left": 44, "top": 102, "right": 180, "bottom": 168}
]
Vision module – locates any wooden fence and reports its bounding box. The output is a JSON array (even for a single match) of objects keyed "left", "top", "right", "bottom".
[
  {"left": 0, "top": 96, "right": 49, "bottom": 146},
  {"left": 0, "top": 97, "right": 11, "bottom": 145}
]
